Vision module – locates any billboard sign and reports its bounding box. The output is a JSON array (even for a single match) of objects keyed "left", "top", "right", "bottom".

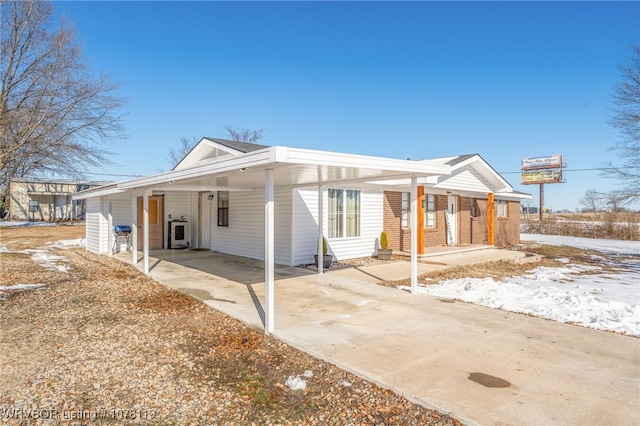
[
  {"left": 521, "top": 169, "right": 563, "bottom": 185},
  {"left": 521, "top": 154, "right": 563, "bottom": 170}
]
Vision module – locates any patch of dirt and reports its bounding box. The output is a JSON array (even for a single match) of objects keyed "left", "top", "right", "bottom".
[{"left": 0, "top": 226, "right": 461, "bottom": 425}]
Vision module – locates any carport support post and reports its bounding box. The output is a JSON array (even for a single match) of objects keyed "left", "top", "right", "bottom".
[
  {"left": 317, "top": 184, "right": 324, "bottom": 274},
  {"left": 131, "top": 197, "right": 137, "bottom": 266},
  {"left": 107, "top": 200, "right": 113, "bottom": 256},
  {"left": 264, "top": 169, "right": 275, "bottom": 334},
  {"left": 143, "top": 190, "right": 150, "bottom": 274},
  {"left": 411, "top": 176, "right": 418, "bottom": 294}
]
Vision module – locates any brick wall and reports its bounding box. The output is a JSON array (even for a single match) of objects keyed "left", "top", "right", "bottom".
[
  {"left": 424, "top": 195, "right": 447, "bottom": 247},
  {"left": 384, "top": 192, "right": 521, "bottom": 250},
  {"left": 383, "top": 192, "right": 402, "bottom": 251},
  {"left": 495, "top": 201, "right": 521, "bottom": 247},
  {"left": 459, "top": 196, "right": 471, "bottom": 245},
  {"left": 471, "top": 199, "right": 488, "bottom": 244}
]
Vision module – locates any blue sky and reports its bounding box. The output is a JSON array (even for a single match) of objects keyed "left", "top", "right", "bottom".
[{"left": 54, "top": 1, "right": 639, "bottom": 211}]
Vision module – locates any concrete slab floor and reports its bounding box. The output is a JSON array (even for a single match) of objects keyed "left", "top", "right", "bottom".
[{"left": 115, "top": 249, "right": 640, "bottom": 426}]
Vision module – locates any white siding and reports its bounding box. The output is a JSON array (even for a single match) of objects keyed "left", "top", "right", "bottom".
[
  {"left": 435, "top": 168, "right": 492, "bottom": 193},
  {"left": 110, "top": 199, "right": 132, "bottom": 226},
  {"left": 293, "top": 187, "right": 384, "bottom": 264},
  {"left": 100, "top": 199, "right": 109, "bottom": 253},
  {"left": 210, "top": 189, "right": 291, "bottom": 265},
  {"left": 292, "top": 188, "right": 319, "bottom": 265},
  {"left": 85, "top": 198, "right": 102, "bottom": 253},
  {"left": 164, "top": 192, "right": 198, "bottom": 249}
]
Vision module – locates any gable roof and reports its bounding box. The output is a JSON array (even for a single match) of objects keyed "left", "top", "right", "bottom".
[
  {"left": 173, "top": 137, "right": 270, "bottom": 171},
  {"left": 445, "top": 153, "right": 478, "bottom": 166},
  {"left": 429, "top": 154, "right": 529, "bottom": 199},
  {"left": 204, "top": 137, "right": 269, "bottom": 154}
]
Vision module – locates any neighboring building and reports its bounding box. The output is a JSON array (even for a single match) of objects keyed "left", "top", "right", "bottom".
[
  {"left": 9, "top": 178, "right": 109, "bottom": 221},
  {"left": 74, "top": 137, "right": 531, "bottom": 261}
]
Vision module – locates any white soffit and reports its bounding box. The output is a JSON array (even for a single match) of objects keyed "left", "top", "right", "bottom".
[{"left": 117, "top": 146, "right": 451, "bottom": 192}]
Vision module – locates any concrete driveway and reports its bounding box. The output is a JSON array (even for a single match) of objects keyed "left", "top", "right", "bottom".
[{"left": 123, "top": 249, "right": 640, "bottom": 426}]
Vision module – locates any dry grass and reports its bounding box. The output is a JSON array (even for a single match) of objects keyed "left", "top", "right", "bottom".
[
  {"left": 0, "top": 224, "right": 460, "bottom": 425},
  {"left": 522, "top": 211, "right": 640, "bottom": 241}
]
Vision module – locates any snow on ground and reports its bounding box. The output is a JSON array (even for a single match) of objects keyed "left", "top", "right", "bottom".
[
  {"left": 0, "top": 221, "right": 61, "bottom": 227},
  {"left": 48, "top": 238, "right": 86, "bottom": 249},
  {"left": 0, "top": 284, "right": 47, "bottom": 301},
  {"left": 26, "top": 249, "right": 71, "bottom": 272},
  {"left": 520, "top": 233, "right": 640, "bottom": 255},
  {"left": 401, "top": 234, "right": 640, "bottom": 337},
  {"left": 285, "top": 375, "right": 308, "bottom": 391}
]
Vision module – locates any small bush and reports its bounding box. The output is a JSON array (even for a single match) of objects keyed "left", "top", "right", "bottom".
[{"left": 380, "top": 231, "right": 390, "bottom": 250}]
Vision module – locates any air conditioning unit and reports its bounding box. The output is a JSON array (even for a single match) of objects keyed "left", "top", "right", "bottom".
[{"left": 169, "top": 221, "right": 188, "bottom": 249}]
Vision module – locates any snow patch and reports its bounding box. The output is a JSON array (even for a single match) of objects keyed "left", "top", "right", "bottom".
[
  {"left": 355, "top": 299, "right": 378, "bottom": 306},
  {"left": 285, "top": 375, "right": 307, "bottom": 391},
  {"left": 49, "top": 238, "right": 85, "bottom": 249},
  {"left": 0, "top": 284, "right": 46, "bottom": 301},
  {"left": 27, "top": 250, "right": 70, "bottom": 272}
]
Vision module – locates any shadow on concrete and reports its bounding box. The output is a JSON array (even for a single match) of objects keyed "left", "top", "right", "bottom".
[{"left": 147, "top": 249, "right": 315, "bottom": 285}]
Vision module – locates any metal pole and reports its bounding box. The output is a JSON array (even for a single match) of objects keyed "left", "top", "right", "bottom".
[
  {"left": 264, "top": 169, "right": 275, "bottom": 334},
  {"left": 539, "top": 184, "right": 544, "bottom": 221},
  {"left": 410, "top": 176, "right": 418, "bottom": 294}
]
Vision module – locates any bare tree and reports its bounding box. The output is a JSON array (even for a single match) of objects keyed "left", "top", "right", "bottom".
[
  {"left": 0, "top": 0, "right": 126, "bottom": 196},
  {"left": 579, "top": 189, "right": 603, "bottom": 215},
  {"left": 167, "top": 136, "right": 198, "bottom": 168},
  {"left": 604, "top": 190, "right": 627, "bottom": 213},
  {"left": 605, "top": 44, "right": 640, "bottom": 204},
  {"left": 223, "top": 125, "right": 265, "bottom": 143}
]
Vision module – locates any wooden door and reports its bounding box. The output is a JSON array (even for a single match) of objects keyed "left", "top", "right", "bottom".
[{"left": 137, "top": 196, "right": 164, "bottom": 249}]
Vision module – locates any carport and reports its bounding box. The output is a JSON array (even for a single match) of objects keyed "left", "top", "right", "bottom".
[{"left": 75, "top": 146, "right": 450, "bottom": 333}]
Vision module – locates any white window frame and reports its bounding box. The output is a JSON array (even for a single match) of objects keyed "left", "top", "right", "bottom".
[
  {"left": 497, "top": 200, "right": 508, "bottom": 218},
  {"left": 425, "top": 194, "right": 436, "bottom": 228},
  {"left": 328, "top": 188, "right": 361, "bottom": 238},
  {"left": 401, "top": 192, "right": 410, "bottom": 228}
]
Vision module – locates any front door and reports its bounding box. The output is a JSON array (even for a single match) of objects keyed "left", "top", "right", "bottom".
[
  {"left": 446, "top": 194, "right": 457, "bottom": 246},
  {"left": 137, "top": 196, "right": 164, "bottom": 249}
]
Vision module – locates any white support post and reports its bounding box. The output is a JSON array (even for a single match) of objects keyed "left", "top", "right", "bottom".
[
  {"left": 131, "top": 196, "right": 138, "bottom": 266},
  {"left": 264, "top": 169, "right": 275, "bottom": 334},
  {"left": 317, "top": 184, "right": 324, "bottom": 274},
  {"left": 411, "top": 176, "right": 418, "bottom": 294},
  {"left": 107, "top": 200, "right": 113, "bottom": 256},
  {"left": 143, "top": 190, "right": 150, "bottom": 274}
]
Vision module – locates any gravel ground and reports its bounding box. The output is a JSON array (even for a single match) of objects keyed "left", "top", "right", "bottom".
[{"left": 0, "top": 225, "right": 461, "bottom": 425}]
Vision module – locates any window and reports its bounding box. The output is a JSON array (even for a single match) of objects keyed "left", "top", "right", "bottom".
[
  {"left": 328, "top": 189, "right": 361, "bottom": 238},
  {"left": 425, "top": 194, "right": 436, "bottom": 228},
  {"left": 497, "top": 200, "right": 508, "bottom": 218},
  {"left": 217, "top": 191, "right": 229, "bottom": 226},
  {"left": 470, "top": 197, "right": 477, "bottom": 218},
  {"left": 346, "top": 190, "right": 360, "bottom": 237},
  {"left": 401, "top": 192, "right": 410, "bottom": 228}
]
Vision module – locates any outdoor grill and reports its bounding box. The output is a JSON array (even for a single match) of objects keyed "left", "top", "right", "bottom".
[{"left": 112, "top": 225, "right": 132, "bottom": 254}]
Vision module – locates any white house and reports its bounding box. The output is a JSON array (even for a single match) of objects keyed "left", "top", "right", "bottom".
[{"left": 74, "top": 137, "right": 530, "bottom": 333}]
